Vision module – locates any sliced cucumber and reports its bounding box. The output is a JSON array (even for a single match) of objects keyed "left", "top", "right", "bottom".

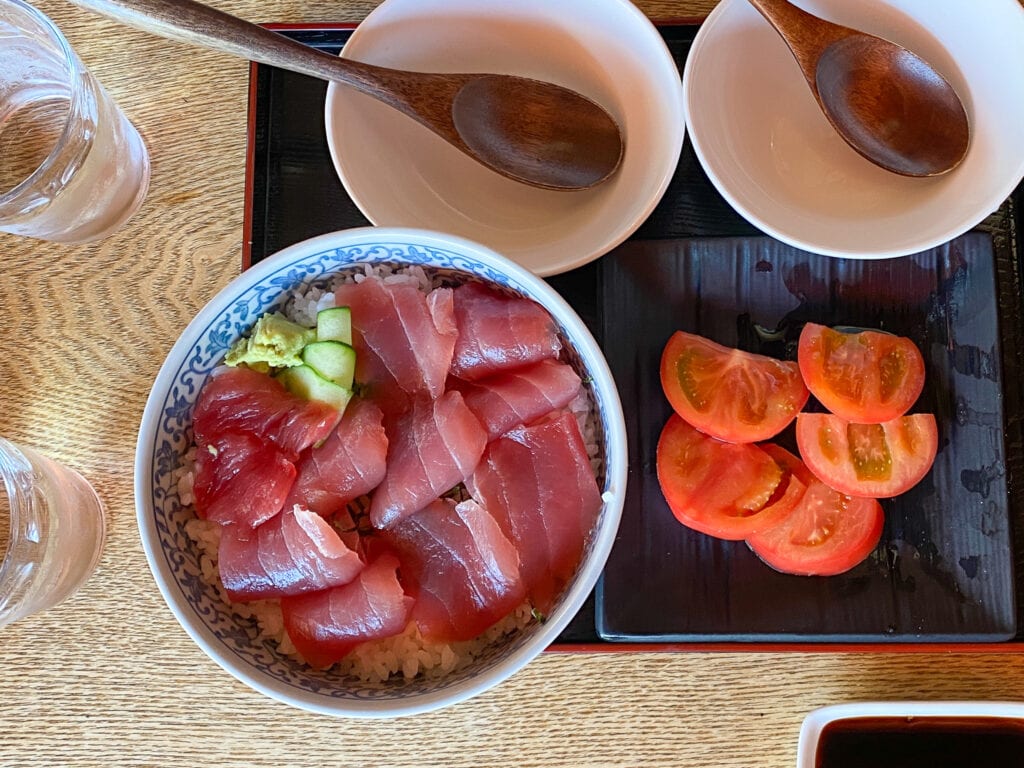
[
  {"left": 277, "top": 364, "right": 352, "bottom": 413},
  {"left": 316, "top": 306, "right": 352, "bottom": 345},
  {"left": 301, "top": 340, "right": 356, "bottom": 389}
]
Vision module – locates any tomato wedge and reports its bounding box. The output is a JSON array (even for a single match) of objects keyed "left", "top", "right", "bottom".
[
  {"left": 797, "top": 323, "right": 925, "bottom": 424},
  {"left": 656, "top": 415, "right": 807, "bottom": 540},
  {"left": 747, "top": 444, "right": 885, "bottom": 576},
  {"left": 795, "top": 412, "right": 938, "bottom": 498},
  {"left": 660, "top": 331, "right": 809, "bottom": 443}
]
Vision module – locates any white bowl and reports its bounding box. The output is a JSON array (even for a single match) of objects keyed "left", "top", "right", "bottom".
[
  {"left": 324, "top": 0, "right": 684, "bottom": 277},
  {"left": 135, "top": 228, "right": 627, "bottom": 717},
  {"left": 798, "top": 701, "right": 1024, "bottom": 768},
  {"left": 684, "top": 0, "right": 1024, "bottom": 259}
]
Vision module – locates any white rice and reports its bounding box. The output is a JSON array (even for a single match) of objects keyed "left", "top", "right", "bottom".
[{"left": 176, "top": 262, "right": 604, "bottom": 680}]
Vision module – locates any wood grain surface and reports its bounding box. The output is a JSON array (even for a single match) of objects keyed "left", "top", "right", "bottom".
[{"left": 1, "top": 1, "right": 1022, "bottom": 766}]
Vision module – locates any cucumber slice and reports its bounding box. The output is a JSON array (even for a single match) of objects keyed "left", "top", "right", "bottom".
[
  {"left": 301, "top": 340, "right": 356, "bottom": 389},
  {"left": 277, "top": 364, "right": 352, "bottom": 413},
  {"left": 316, "top": 306, "right": 352, "bottom": 345}
]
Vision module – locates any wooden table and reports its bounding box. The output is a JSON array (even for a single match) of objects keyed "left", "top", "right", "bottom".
[{"left": 1, "top": 1, "right": 1022, "bottom": 765}]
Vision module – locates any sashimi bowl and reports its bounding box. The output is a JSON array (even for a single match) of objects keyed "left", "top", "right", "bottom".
[{"left": 135, "top": 227, "right": 627, "bottom": 717}]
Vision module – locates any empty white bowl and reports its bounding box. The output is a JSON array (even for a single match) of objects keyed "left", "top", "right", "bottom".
[
  {"left": 684, "top": 0, "right": 1024, "bottom": 259},
  {"left": 135, "top": 228, "right": 627, "bottom": 717},
  {"left": 325, "top": 0, "right": 684, "bottom": 276}
]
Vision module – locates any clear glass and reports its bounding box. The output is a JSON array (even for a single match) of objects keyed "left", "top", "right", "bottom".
[
  {"left": 0, "top": 0, "right": 150, "bottom": 243},
  {"left": 0, "top": 438, "right": 106, "bottom": 627}
]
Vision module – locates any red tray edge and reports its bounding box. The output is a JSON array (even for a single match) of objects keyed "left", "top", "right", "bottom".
[{"left": 544, "top": 642, "right": 1024, "bottom": 654}]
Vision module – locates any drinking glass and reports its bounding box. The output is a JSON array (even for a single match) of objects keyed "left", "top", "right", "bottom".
[
  {"left": 0, "top": 0, "right": 150, "bottom": 243},
  {"left": 0, "top": 438, "right": 106, "bottom": 627}
]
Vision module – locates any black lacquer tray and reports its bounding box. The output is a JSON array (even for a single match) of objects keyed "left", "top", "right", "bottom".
[{"left": 244, "top": 24, "right": 1024, "bottom": 649}]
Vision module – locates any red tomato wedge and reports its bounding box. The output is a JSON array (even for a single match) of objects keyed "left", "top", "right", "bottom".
[
  {"left": 795, "top": 412, "right": 938, "bottom": 498},
  {"left": 747, "top": 444, "right": 885, "bottom": 576},
  {"left": 797, "top": 323, "right": 925, "bottom": 424},
  {"left": 660, "top": 331, "right": 809, "bottom": 443},
  {"left": 656, "top": 415, "right": 807, "bottom": 540}
]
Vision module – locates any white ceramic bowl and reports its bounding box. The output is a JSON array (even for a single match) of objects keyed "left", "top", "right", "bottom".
[
  {"left": 684, "top": 0, "right": 1024, "bottom": 259},
  {"left": 135, "top": 228, "right": 627, "bottom": 717},
  {"left": 798, "top": 702, "right": 1024, "bottom": 768},
  {"left": 325, "top": 0, "right": 684, "bottom": 277}
]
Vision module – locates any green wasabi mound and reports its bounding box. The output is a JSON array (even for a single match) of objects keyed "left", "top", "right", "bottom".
[{"left": 225, "top": 312, "right": 316, "bottom": 370}]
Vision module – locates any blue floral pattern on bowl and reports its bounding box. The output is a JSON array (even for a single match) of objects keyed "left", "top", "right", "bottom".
[{"left": 138, "top": 230, "right": 625, "bottom": 715}]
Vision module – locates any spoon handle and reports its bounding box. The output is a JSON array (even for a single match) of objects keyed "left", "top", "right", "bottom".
[
  {"left": 745, "top": 0, "right": 854, "bottom": 88},
  {"left": 67, "top": 0, "right": 454, "bottom": 116}
]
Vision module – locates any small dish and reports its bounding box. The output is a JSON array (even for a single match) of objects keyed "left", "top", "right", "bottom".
[
  {"left": 798, "top": 702, "right": 1024, "bottom": 768},
  {"left": 135, "top": 227, "right": 627, "bottom": 717},
  {"left": 683, "top": 0, "right": 1024, "bottom": 259},
  {"left": 324, "top": 0, "right": 684, "bottom": 277}
]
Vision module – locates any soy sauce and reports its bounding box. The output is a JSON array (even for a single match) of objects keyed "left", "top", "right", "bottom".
[{"left": 816, "top": 716, "right": 1024, "bottom": 768}]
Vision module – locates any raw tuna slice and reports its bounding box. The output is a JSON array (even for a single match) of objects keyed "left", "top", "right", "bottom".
[
  {"left": 369, "top": 391, "right": 488, "bottom": 530},
  {"left": 449, "top": 282, "right": 561, "bottom": 381},
  {"left": 193, "top": 431, "right": 295, "bottom": 528},
  {"left": 218, "top": 505, "right": 365, "bottom": 602},
  {"left": 385, "top": 498, "right": 524, "bottom": 642},
  {"left": 284, "top": 398, "right": 388, "bottom": 517},
  {"left": 193, "top": 365, "right": 338, "bottom": 460},
  {"left": 458, "top": 359, "right": 582, "bottom": 441},
  {"left": 332, "top": 507, "right": 364, "bottom": 556},
  {"left": 467, "top": 411, "right": 602, "bottom": 613},
  {"left": 333, "top": 277, "right": 457, "bottom": 415},
  {"left": 281, "top": 553, "right": 413, "bottom": 668}
]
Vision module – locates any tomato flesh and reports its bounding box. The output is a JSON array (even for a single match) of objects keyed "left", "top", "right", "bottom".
[
  {"left": 795, "top": 412, "right": 938, "bottom": 498},
  {"left": 748, "top": 444, "right": 885, "bottom": 576},
  {"left": 660, "top": 331, "right": 808, "bottom": 443},
  {"left": 656, "top": 415, "right": 807, "bottom": 540},
  {"left": 797, "top": 323, "right": 925, "bottom": 424}
]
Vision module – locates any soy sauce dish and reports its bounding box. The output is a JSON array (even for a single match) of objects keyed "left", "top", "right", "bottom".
[{"left": 798, "top": 702, "right": 1024, "bottom": 768}]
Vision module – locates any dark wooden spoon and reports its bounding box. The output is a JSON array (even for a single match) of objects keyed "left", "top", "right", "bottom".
[
  {"left": 69, "top": 0, "right": 624, "bottom": 190},
  {"left": 747, "top": 0, "right": 969, "bottom": 177}
]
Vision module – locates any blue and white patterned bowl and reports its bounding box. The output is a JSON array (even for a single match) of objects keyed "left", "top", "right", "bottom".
[{"left": 135, "top": 228, "right": 627, "bottom": 717}]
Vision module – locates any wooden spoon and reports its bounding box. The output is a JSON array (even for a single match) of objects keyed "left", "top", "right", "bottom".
[
  {"left": 747, "top": 0, "right": 969, "bottom": 177},
  {"left": 69, "top": 0, "right": 624, "bottom": 190}
]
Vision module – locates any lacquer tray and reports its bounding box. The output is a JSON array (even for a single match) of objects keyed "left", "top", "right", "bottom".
[{"left": 243, "top": 24, "right": 1024, "bottom": 650}]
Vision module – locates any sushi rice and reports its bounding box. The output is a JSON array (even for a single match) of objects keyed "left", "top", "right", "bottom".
[{"left": 175, "top": 263, "right": 603, "bottom": 682}]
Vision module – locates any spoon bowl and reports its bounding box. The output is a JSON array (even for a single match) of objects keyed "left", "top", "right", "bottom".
[
  {"left": 450, "top": 75, "right": 624, "bottom": 190},
  {"left": 69, "top": 0, "right": 624, "bottom": 190},
  {"left": 747, "top": 0, "right": 969, "bottom": 177}
]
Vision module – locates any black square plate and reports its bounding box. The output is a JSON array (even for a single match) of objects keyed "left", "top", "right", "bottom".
[{"left": 595, "top": 234, "right": 1015, "bottom": 642}]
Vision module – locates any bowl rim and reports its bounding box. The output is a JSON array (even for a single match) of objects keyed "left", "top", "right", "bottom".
[
  {"left": 323, "top": 0, "right": 685, "bottom": 277},
  {"left": 682, "top": 0, "right": 1024, "bottom": 260},
  {"left": 134, "top": 226, "right": 628, "bottom": 717}
]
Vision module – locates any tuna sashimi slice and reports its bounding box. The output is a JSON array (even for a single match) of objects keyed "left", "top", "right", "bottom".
[
  {"left": 281, "top": 553, "right": 413, "bottom": 669},
  {"left": 449, "top": 282, "right": 562, "bottom": 381},
  {"left": 193, "top": 365, "right": 339, "bottom": 460},
  {"left": 284, "top": 398, "right": 388, "bottom": 518},
  {"left": 458, "top": 359, "right": 582, "bottom": 441},
  {"left": 385, "top": 498, "right": 524, "bottom": 642},
  {"left": 218, "top": 505, "right": 365, "bottom": 602},
  {"left": 333, "top": 277, "right": 457, "bottom": 415},
  {"left": 369, "top": 391, "right": 488, "bottom": 530},
  {"left": 332, "top": 507, "right": 364, "bottom": 557},
  {"left": 467, "top": 411, "right": 602, "bottom": 613},
  {"left": 193, "top": 431, "right": 295, "bottom": 528}
]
